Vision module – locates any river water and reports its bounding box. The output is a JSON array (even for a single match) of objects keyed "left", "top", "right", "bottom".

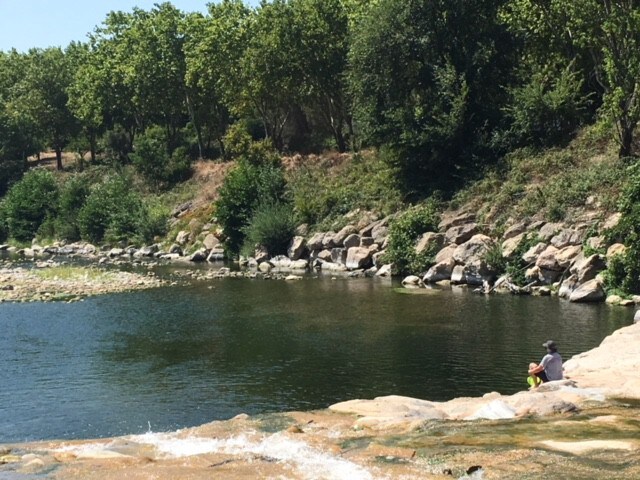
[{"left": 0, "top": 274, "right": 633, "bottom": 443}]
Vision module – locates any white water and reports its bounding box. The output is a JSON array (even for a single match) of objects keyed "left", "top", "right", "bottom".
[{"left": 59, "top": 431, "right": 378, "bottom": 480}]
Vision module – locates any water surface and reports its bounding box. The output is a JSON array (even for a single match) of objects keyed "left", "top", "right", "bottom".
[{"left": 0, "top": 276, "right": 633, "bottom": 442}]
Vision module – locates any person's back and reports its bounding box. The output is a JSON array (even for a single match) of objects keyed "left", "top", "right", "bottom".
[{"left": 540, "top": 351, "right": 563, "bottom": 381}]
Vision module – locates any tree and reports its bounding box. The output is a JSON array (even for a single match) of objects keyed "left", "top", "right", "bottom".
[{"left": 349, "top": 0, "right": 513, "bottom": 196}]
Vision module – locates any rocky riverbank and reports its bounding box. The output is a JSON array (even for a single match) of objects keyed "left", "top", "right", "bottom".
[{"left": 2, "top": 323, "right": 639, "bottom": 479}]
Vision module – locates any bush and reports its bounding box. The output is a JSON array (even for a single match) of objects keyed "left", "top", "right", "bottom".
[
  {"left": 502, "top": 233, "right": 541, "bottom": 286},
  {"left": 241, "top": 202, "right": 296, "bottom": 257},
  {"left": 3, "top": 169, "right": 59, "bottom": 242},
  {"left": 101, "top": 125, "right": 131, "bottom": 165},
  {"left": 0, "top": 158, "right": 26, "bottom": 196},
  {"left": 77, "top": 175, "right": 149, "bottom": 244},
  {"left": 55, "top": 174, "right": 92, "bottom": 241},
  {"left": 215, "top": 151, "right": 287, "bottom": 255},
  {"left": 130, "top": 126, "right": 192, "bottom": 189},
  {"left": 383, "top": 203, "right": 440, "bottom": 275},
  {"left": 0, "top": 204, "right": 7, "bottom": 242}
]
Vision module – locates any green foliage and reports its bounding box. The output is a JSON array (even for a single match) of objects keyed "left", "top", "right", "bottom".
[
  {"left": 2, "top": 169, "right": 59, "bottom": 242},
  {"left": 55, "top": 174, "right": 92, "bottom": 241},
  {"left": 498, "top": 65, "right": 588, "bottom": 150},
  {"left": 101, "top": 126, "right": 132, "bottom": 165},
  {"left": 77, "top": 174, "right": 160, "bottom": 244},
  {"left": 130, "top": 126, "right": 192, "bottom": 189},
  {"left": 502, "top": 233, "right": 541, "bottom": 287},
  {"left": 383, "top": 203, "right": 440, "bottom": 275},
  {"left": 288, "top": 151, "right": 403, "bottom": 227},
  {"left": 241, "top": 202, "right": 296, "bottom": 257},
  {"left": 215, "top": 145, "right": 287, "bottom": 255},
  {"left": 483, "top": 243, "right": 507, "bottom": 276}
]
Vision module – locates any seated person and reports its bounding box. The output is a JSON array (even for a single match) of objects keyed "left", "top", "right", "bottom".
[
  {"left": 528, "top": 340, "right": 563, "bottom": 385},
  {"left": 527, "top": 362, "right": 543, "bottom": 389}
]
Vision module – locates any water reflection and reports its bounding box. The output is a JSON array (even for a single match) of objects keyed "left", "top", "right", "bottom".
[{"left": 0, "top": 277, "right": 633, "bottom": 442}]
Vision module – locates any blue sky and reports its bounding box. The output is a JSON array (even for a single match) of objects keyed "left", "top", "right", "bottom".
[{"left": 0, "top": 1, "right": 261, "bottom": 52}]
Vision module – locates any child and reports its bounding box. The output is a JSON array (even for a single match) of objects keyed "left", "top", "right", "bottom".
[{"left": 527, "top": 362, "right": 543, "bottom": 389}]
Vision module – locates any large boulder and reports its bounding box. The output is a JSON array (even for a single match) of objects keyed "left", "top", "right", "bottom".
[
  {"left": 287, "top": 236, "right": 307, "bottom": 261},
  {"left": 438, "top": 212, "right": 475, "bottom": 231},
  {"left": 570, "top": 254, "right": 607, "bottom": 284},
  {"left": 307, "top": 232, "right": 325, "bottom": 251},
  {"left": 538, "top": 223, "right": 563, "bottom": 241},
  {"left": 423, "top": 257, "right": 456, "bottom": 283},
  {"left": 550, "top": 229, "right": 584, "bottom": 249},
  {"left": 372, "top": 250, "right": 386, "bottom": 267},
  {"left": 445, "top": 223, "right": 478, "bottom": 245},
  {"left": 360, "top": 237, "right": 375, "bottom": 247},
  {"left": 331, "top": 248, "right": 347, "bottom": 265},
  {"left": 435, "top": 244, "right": 457, "bottom": 264},
  {"left": 189, "top": 249, "right": 208, "bottom": 262},
  {"left": 322, "top": 231, "right": 337, "bottom": 249},
  {"left": 270, "top": 255, "right": 293, "bottom": 269},
  {"left": 463, "top": 260, "right": 495, "bottom": 286},
  {"left": 555, "top": 245, "right": 582, "bottom": 269},
  {"left": 346, "top": 247, "right": 373, "bottom": 270},
  {"left": 402, "top": 275, "right": 423, "bottom": 288},
  {"left": 137, "top": 244, "right": 159, "bottom": 257},
  {"left": 415, "top": 232, "right": 445, "bottom": 255},
  {"left": 570, "top": 279, "right": 606, "bottom": 303},
  {"left": 558, "top": 274, "right": 579, "bottom": 299},
  {"left": 451, "top": 265, "right": 466, "bottom": 284},
  {"left": 175, "top": 230, "right": 190, "bottom": 246},
  {"left": 453, "top": 234, "right": 493, "bottom": 265},
  {"left": 343, "top": 233, "right": 361, "bottom": 250},
  {"left": 535, "top": 246, "right": 561, "bottom": 271},
  {"left": 502, "top": 221, "right": 528, "bottom": 241},
  {"left": 203, "top": 234, "right": 220, "bottom": 251},
  {"left": 332, "top": 225, "right": 358, "bottom": 247},
  {"left": 501, "top": 233, "right": 525, "bottom": 258},
  {"left": 371, "top": 224, "right": 389, "bottom": 245},
  {"left": 169, "top": 244, "right": 183, "bottom": 256},
  {"left": 317, "top": 249, "right": 332, "bottom": 262},
  {"left": 522, "top": 242, "right": 547, "bottom": 264},
  {"left": 207, "top": 247, "right": 225, "bottom": 262}
]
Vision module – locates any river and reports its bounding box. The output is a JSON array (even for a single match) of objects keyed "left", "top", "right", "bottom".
[{"left": 0, "top": 274, "right": 633, "bottom": 443}]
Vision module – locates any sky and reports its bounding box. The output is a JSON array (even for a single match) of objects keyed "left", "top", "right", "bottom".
[{"left": 0, "top": 0, "right": 260, "bottom": 52}]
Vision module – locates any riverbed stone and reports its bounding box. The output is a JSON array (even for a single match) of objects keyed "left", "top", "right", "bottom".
[
  {"left": 376, "top": 264, "right": 394, "bottom": 277},
  {"left": 453, "top": 234, "right": 493, "bottom": 265},
  {"left": 451, "top": 265, "right": 466, "bottom": 284},
  {"left": 189, "top": 249, "right": 208, "bottom": 262},
  {"left": 415, "top": 232, "right": 445, "bottom": 255},
  {"left": 445, "top": 223, "right": 478, "bottom": 245},
  {"left": 402, "top": 275, "right": 423, "bottom": 288},
  {"left": 287, "top": 236, "right": 307, "bottom": 261},
  {"left": 346, "top": 247, "right": 373, "bottom": 270},
  {"left": 207, "top": 247, "right": 225, "bottom": 262},
  {"left": 423, "top": 258, "right": 456, "bottom": 283},
  {"left": 108, "top": 248, "right": 124, "bottom": 258},
  {"left": 570, "top": 279, "right": 605, "bottom": 303}
]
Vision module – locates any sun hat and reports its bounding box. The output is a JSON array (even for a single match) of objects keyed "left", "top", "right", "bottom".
[{"left": 542, "top": 340, "right": 557, "bottom": 351}]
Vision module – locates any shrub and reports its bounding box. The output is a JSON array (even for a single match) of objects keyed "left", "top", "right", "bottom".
[
  {"left": 0, "top": 203, "right": 7, "bottom": 242},
  {"left": 215, "top": 145, "right": 287, "bottom": 255},
  {"left": 242, "top": 202, "right": 296, "bottom": 257},
  {"left": 383, "top": 202, "right": 440, "bottom": 275},
  {"left": 77, "top": 175, "right": 148, "bottom": 244},
  {"left": 101, "top": 125, "right": 131, "bottom": 165},
  {"left": 55, "top": 174, "right": 92, "bottom": 241},
  {"left": 503, "top": 233, "right": 541, "bottom": 286},
  {"left": 130, "top": 126, "right": 192, "bottom": 189},
  {"left": 0, "top": 158, "right": 26, "bottom": 196},
  {"left": 3, "top": 169, "right": 59, "bottom": 242}
]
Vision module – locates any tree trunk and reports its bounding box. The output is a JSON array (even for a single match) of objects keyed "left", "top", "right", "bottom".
[
  {"left": 55, "top": 147, "right": 63, "bottom": 171},
  {"left": 619, "top": 123, "right": 634, "bottom": 158}
]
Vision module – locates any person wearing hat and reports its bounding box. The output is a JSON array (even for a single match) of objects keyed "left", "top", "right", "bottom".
[{"left": 527, "top": 340, "right": 563, "bottom": 386}]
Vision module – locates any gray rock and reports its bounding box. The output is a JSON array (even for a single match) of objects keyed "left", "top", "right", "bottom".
[
  {"left": 453, "top": 234, "right": 493, "bottom": 265},
  {"left": 535, "top": 246, "right": 561, "bottom": 271},
  {"left": 290, "top": 259, "right": 309, "bottom": 270},
  {"left": 558, "top": 274, "right": 579, "bottom": 299},
  {"left": 322, "top": 231, "right": 337, "bottom": 249},
  {"left": 287, "top": 236, "right": 307, "bottom": 261},
  {"left": 331, "top": 248, "right": 347, "bottom": 265},
  {"left": 451, "top": 265, "right": 466, "bottom": 284},
  {"left": 445, "top": 223, "right": 478, "bottom": 245},
  {"left": 371, "top": 224, "right": 389, "bottom": 245},
  {"left": 343, "top": 234, "right": 361, "bottom": 250},
  {"left": 203, "top": 234, "right": 220, "bottom": 251},
  {"left": 423, "top": 258, "right": 455, "bottom": 283},
  {"left": 555, "top": 245, "right": 582, "bottom": 269},
  {"left": 372, "top": 250, "right": 386, "bottom": 267},
  {"left": 502, "top": 221, "right": 528, "bottom": 241},
  {"left": 402, "top": 275, "right": 423, "bottom": 287},
  {"left": 376, "top": 264, "right": 394, "bottom": 277},
  {"left": 522, "top": 242, "right": 547, "bottom": 264},
  {"left": 307, "top": 232, "right": 325, "bottom": 251},
  {"left": 270, "top": 255, "right": 293, "bottom": 269},
  {"left": 570, "top": 254, "right": 606, "bottom": 283},
  {"left": 207, "top": 247, "right": 225, "bottom": 262},
  {"left": 537, "top": 268, "right": 562, "bottom": 285},
  {"left": 538, "top": 223, "right": 563, "bottom": 241},
  {"left": 176, "top": 230, "right": 190, "bottom": 246},
  {"left": 108, "top": 248, "right": 124, "bottom": 258},
  {"left": 254, "top": 247, "right": 269, "bottom": 263},
  {"left": 138, "top": 245, "right": 159, "bottom": 257},
  {"left": 550, "top": 229, "right": 584, "bottom": 249},
  {"left": 169, "top": 244, "right": 183, "bottom": 256},
  {"left": 501, "top": 233, "right": 525, "bottom": 258},
  {"left": 346, "top": 247, "right": 373, "bottom": 270},
  {"left": 321, "top": 261, "right": 348, "bottom": 272},
  {"left": 463, "top": 260, "right": 495, "bottom": 286},
  {"left": 634, "top": 310, "right": 640, "bottom": 324},
  {"left": 586, "top": 236, "right": 606, "bottom": 251},
  {"left": 415, "top": 232, "right": 445, "bottom": 255},
  {"left": 570, "top": 279, "right": 605, "bottom": 303},
  {"left": 317, "top": 249, "right": 333, "bottom": 262},
  {"left": 259, "top": 262, "right": 273, "bottom": 273},
  {"left": 0, "top": 244, "right": 9, "bottom": 251},
  {"left": 606, "top": 243, "right": 626, "bottom": 259},
  {"left": 295, "top": 224, "right": 309, "bottom": 236},
  {"left": 190, "top": 249, "right": 208, "bottom": 262},
  {"left": 438, "top": 212, "right": 475, "bottom": 231},
  {"left": 602, "top": 212, "right": 622, "bottom": 231},
  {"left": 360, "top": 237, "right": 375, "bottom": 248},
  {"left": 435, "top": 244, "right": 457, "bottom": 264},
  {"left": 333, "top": 225, "right": 358, "bottom": 247}
]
